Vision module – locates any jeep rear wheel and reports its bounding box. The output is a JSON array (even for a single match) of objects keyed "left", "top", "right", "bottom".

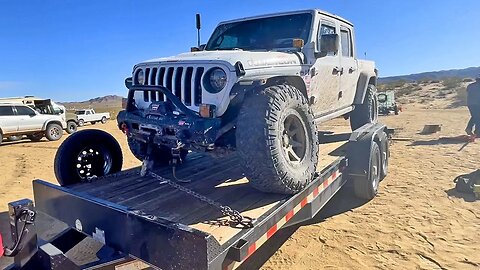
[
  {"left": 237, "top": 84, "right": 319, "bottom": 194},
  {"left": 350, "top": 84, "right": 378, "bottom": 131},
  {"left": 127, "top": 137, "right": 188, "bottom": 165}
]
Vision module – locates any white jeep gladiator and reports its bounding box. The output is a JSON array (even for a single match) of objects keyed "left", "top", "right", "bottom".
[{"left": 117, "top": 9, "right": 378, "bottom": 194}]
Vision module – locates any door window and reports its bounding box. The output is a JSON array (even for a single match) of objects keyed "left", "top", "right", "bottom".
[
  {"left": 0, "top": 106, "right": 14, "bottom": 116},
  {"left": 317, "top": 23, "right": 337, "bottom": 54},
  {"left": 340, "top": 29, "right": 352, "bottom": 57},
  {"left": 15, "top": 106, "right": 35, "bottom": 115},
  {"left": 86, "top": 111, "right": 91, "bottom": 115}
]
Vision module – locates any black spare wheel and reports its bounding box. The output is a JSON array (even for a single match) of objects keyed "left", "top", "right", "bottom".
[
  {"left": 237, "top": 84, "right": 319, "bottom": 194},
  {"left": 55, "top": 129, "right": 123, "bottom": 186},
  {"left": 66, "top": 121, "right": 77, "bottom": 134}
]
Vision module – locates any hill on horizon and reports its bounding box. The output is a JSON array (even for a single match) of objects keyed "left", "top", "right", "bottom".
[{"left": 379, "top": 66, "right": 480, "bottom": 83}]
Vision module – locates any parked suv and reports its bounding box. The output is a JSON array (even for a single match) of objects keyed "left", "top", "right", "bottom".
[
  {"left": 117, "top": 9, "right": 378, "bottom": 194},
  {"left": 0, "top": 104, "right": 65, "bottom": 144}
]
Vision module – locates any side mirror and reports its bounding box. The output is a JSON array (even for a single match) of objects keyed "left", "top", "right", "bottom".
[
  {"left": 125, "top": 77, "right": 133, "bottom": 89},
  {"left": 317, "top": 34, "right": 339, "bottom": 57}
]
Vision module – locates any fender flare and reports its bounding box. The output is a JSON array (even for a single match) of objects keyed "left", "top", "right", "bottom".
[
  {"left": 354, "top": 72, "right": 377, "bottom": 104},
  {"left": 231, "top": 75, "right": 308, "bottom": 99},
  {"left": 42, "top": 120, "right": 63, "bottom": 131}
]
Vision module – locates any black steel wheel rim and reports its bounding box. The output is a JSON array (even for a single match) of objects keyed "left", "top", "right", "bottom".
[{"left": 75, "top": 145, "right": 113, "bottom": 179}]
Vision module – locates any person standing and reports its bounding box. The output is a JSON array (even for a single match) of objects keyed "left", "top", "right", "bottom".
[{"left": 465, "top": 76, "right": 480, "bottom": 136}]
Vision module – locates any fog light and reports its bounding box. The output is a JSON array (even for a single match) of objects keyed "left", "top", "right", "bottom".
[{"left": 199, "top": 104, "right": 216, "bottom": 118}]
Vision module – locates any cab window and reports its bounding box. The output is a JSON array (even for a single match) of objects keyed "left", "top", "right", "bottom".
[
  {"left": 340, "top": 28, "right": 353, "bottom": 57},
  {"left": 16, "top": 106, "right": 35, "bottom": 115},
  {"left": 0, "top": 106, "right": 14, "bottom": 116},
  {"left": 317, "top": 23, "right": 336, "bottom": 54}
]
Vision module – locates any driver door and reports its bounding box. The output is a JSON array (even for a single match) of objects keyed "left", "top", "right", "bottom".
[{"left": 309, "top": 21, "right": 341, "bottom": 117}]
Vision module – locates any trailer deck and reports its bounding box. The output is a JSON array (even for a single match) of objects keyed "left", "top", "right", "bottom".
[{"left": 3, "top": 123, "right": 390, "bottom": 270}]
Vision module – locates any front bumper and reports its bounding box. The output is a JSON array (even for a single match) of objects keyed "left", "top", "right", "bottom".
[{"left": 117, "top": 85, "right": 222, "bottom": 150}]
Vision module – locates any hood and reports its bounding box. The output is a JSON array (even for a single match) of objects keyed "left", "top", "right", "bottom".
[{"left": 140, "top": 50, "right": 303, "bottom": 71}]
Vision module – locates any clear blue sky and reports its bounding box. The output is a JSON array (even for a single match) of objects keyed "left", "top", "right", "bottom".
[{"left": 1, "top": 0, "right": 479, "bottom": 101}]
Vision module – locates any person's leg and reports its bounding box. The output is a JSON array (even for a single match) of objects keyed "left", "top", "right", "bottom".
[
  {"left": 472, "top": 105, "right": 480, "bottom": 136},
  {"left": 466, "top": 106, "right": 475, "bottom": 135}
]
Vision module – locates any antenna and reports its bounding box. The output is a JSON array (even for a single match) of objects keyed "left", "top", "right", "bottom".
[
  {"left": 364, "top": 52, "right": 367, "bottom": 59},
  {"left": 196, "top": 14, "right": 201, "bottom": 48}
]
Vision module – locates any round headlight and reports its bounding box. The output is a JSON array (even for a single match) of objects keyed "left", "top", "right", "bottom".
[
  {"left": 136, "top": 69, "right": 145, "bottom": 85},
  {"left": 207, "top": 68, "right": 227, "bottom": 93}
]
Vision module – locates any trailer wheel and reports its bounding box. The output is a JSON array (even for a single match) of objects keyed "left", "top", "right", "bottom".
[
  {"left": 353, "top": 141, "right": 381, "bottom": 200},
  {"left": 66, "top": 121, "right": 77, "bottom": 134},
  {"left": 127, "top": 137, "right": 187, "bottom": 164},
  {"left": 380, "top": 137, "right": 389, "bottom": 180},
  {"left": 55, "top": 129, "right": 123, "bottom": 186},
  {"left": 78, "top": 119, "right": 85, "bottom": 127},
  {"left": 350, "top": 84, "right": 378, "bottom": 130},
  {"left": 101, "top": 116, "right": 107, "bottom": 124},
  {"left": 237, "top": 84, "right": 319, "bottom": 194}
]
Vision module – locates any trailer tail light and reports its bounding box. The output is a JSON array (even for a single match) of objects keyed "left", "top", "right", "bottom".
[{"left": 0, "top": 233, "right": 4, "bottom": 257}]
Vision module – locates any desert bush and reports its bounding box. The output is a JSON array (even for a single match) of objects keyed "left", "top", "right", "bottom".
[
  {"left": 463, "top": 78, "right": 474, "bottom": 83},
  {"left": 441, "top": 78, "right": 462, "bottom": 90}
]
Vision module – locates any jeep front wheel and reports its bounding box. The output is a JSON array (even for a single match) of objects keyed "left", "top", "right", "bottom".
[
  {"left": 237, "top": 84, "right": 319, "bottom": 194},
  {"left": 350, "top": 84, "right": 378, "bottom": 131}
]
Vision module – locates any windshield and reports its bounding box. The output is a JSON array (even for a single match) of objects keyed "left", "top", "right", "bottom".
[
  {"left": 206, "top": 13, "right": 312, "bottom": 51},
  {"left": 75, "top": 110, "right": 85, "bottom": 115}
]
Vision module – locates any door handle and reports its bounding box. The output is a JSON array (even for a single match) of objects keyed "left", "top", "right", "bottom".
[
  {"left": 333, "top": 67, "right": 344, "bottom": 75},
  {"left": 349, "top": 67, "right": 357, "bottom": 73}
]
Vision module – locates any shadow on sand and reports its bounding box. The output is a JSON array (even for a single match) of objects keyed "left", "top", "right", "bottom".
[{"left": 238, "top": 185, "right": 367, "bottom": 270}]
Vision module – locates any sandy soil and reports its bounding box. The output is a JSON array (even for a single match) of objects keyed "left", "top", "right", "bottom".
[{"left": 1, "top": 107, "right": 479, "bottom": 269}]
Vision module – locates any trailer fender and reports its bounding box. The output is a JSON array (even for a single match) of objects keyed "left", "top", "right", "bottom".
[
  {"left": 346, "top": 123, "right": 389, "bottom": 199},
  {"left": 0, "top": 233, "right": 4, "bottom": 257}
]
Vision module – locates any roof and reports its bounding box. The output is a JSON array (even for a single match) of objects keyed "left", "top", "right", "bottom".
[{"left": 217, "top": 9, "right": 353, "bottom": 27}]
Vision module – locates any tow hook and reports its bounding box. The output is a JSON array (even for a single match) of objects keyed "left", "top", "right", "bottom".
[{"left": 171, "top": 143, "right": 190, "bottom": 183}]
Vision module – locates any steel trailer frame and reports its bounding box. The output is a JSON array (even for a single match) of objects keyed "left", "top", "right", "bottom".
[{"left": 2, "top": 122, "right": 391, "bottom": 270}]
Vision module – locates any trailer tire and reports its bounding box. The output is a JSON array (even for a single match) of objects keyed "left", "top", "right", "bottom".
[
  {"left": 127, "top": 137, "right": 188, "bottom": 164},
  {"left": 380, "top": 137, "right": 389, "bottom": 180},
  {"left": 78, "top": 119, "right": 85, "bottom": 127},
  {"left": 237, "top": 84, "right": 319, "bottom": 194},
  {"left": 353, "top": 141, "right": 381, "bottom": 200},
  {"left": 66, "top": 121, "right": 77, "bottom": 134},
  {"left": 55, "top": 129, "right": 123, "bottom": 186},
  {"left": 101, "top": 116, "right": 107, "bottom": 124},
  {"left": 350, "top": 84, "right": 378, "bottom": 131}
]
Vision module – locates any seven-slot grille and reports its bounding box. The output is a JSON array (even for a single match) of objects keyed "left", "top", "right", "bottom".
[{"left": 141, "top": 66, "right": 204, "bottom": 106}]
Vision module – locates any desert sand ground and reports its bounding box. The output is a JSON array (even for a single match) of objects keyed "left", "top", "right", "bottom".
[{"left": 0, "top": 107, "right": 479, "bottom": 269}]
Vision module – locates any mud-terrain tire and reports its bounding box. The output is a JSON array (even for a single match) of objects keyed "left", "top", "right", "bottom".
[
  {"left": 66, "top": 121, "right": 77, "bottom": 134},
  {"left": 101, "top": 117, "right": 107, "bottom": 124},
  {"left": 55, "top": 129, "right": 123, "bottom": 186},
  {"left": 28, "top": 133, "right": 43, "bottom": 142},
  {"left": 0, "top": 132, "right": 3, "bottom": 145},
  {"left": 78, "top": 119, "right": 85, "bottom": 127},
  {"left": 237, "top": 84, "right": 319, "bottom": 194},
  {"left": 127, "top": 137, "right": 188, "bottom": 164},
  {"left": 353, "top": 141, "right": 381, "bottom": 200},
  {"left": 350, "top": 84, "right": 378, "bottom": 131},
  {"left": 45, "top": 123, "right": 63, "bottom": 141}
]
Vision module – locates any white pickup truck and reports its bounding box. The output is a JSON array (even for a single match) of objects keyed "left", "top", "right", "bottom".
[{"left": 75, "top": 109, "right": 110, "bottom": 126}]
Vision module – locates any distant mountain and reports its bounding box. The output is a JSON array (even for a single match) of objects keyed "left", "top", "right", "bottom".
[
  {"left": 379, "top": 66, "right": 480, "bottom": 84},
  {"left": 61, "top": 95, "right": 125, "bottom": 110}
]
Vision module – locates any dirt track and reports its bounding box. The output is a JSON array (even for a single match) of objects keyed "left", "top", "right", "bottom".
[{"left": 0, "top": 108, "right": 479, "bottom": 269}]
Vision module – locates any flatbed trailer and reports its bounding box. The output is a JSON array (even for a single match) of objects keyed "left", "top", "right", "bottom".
[{"left": 1, "top": 123, "right": 391, "bottom": 270}]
